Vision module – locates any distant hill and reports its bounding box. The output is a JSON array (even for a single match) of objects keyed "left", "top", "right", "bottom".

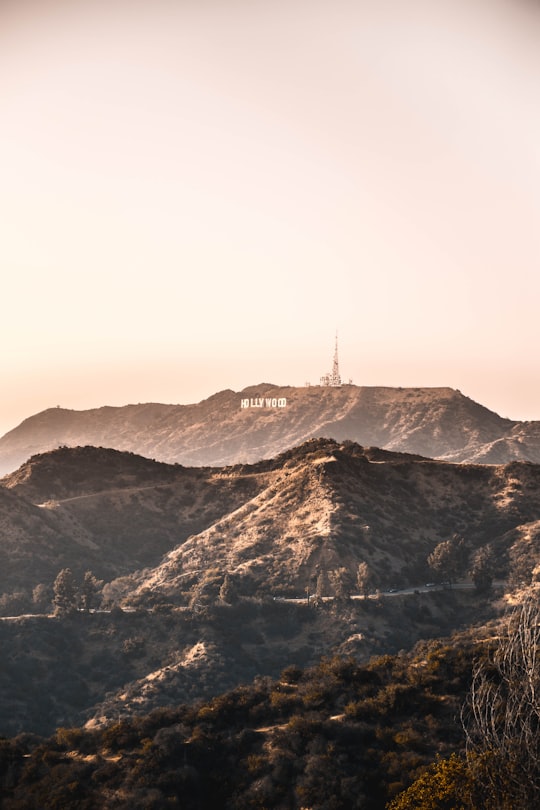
[{"left": 1, "top": 384, "right": 540, "bottom": 475}]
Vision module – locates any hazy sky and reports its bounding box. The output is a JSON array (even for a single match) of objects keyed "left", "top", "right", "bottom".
[{"left": 1, "top": 0, "right": 539, "bottom": 436}]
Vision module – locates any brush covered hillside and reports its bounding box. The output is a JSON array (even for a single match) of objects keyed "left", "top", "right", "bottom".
[
  {"left": 132, "top": 441, "right": 540, "bottom": 604},
  {"left": 0, "top": 636, "right": 481, "bottom": 810},
  {"left": 2, "top": 440, "right": 540, "bottom": 736},
  {"left": 0, "top": 446, "right": 261, "bottom": 592},
  {"left": 4, "top": 438, "right": 540, "bottom": 600},
  {"left": 2, "top": 384, "right": 540, "bottom": 475}
]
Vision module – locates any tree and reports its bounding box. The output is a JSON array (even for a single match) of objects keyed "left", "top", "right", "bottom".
[
  {"left": 387, "top": 754, "right": 473, "bottom": 810},
  {"left": 356, "top": 561, "right": 376, "bottom": 597},
  {"left": 315, "top": 570, "right": 328, "bottom": 598},
  {"left": 463, "top": 595, "right": 540, "bottom": 808},
  {"left": 328, "top": 567, "right": 353, "bottom": 601},
  {"left": 469, "top": 546, "right": 495, "bottom": 594},
  {"left": 427, "top": 535, "right": 468, "bottom": 584},
  {"left": 219, "top": 574, "right": 238, "bottom": 605},
  {"left": 80, "top": 571, "right": 103, "bottom": 611},
  {"left": 0, "top": 590, "right": 32, "bottom": 617},
  {"left": 101, "top": 574, "right": 138, "bottom": 608},
  {"left": 32, "top": 583, "right": 52, "bottom": 613},
  {"left": 52, "top": 568, "right": 78, "bottom": 615}
]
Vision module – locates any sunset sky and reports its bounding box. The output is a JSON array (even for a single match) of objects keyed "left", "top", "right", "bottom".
[{"left": 1, "top": 0, "right": 539, "bottom": 437}]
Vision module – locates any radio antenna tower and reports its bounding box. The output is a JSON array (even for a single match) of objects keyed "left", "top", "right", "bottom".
[
  {"left": 331, "top": 331, "right": 341, "bottom": 386},
  {"left": 320, "top": 331, "right": 342, "bottom": 387}
]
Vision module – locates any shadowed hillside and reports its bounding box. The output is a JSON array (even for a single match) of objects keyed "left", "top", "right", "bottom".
[
  {"left": 0, "top": 446, "right": 261, "bottom": 590},
  {"left": 0, "top": 635, "right": 481, "bottom": 810}
]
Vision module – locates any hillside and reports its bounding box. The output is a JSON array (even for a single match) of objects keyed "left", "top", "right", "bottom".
[
  {"left": 0, "top": 583, "right": 493, "bottom": 738},
  {"left": 134, "top": 440, "right": 540, "bottom": 604},
  {"left": 2, "top": 440, "right": 540, "bottom": 735},
  {"left": 0, "top": 446, "right": 262, "bottom": 591},
  {"left": 0, "top": 635, "right": 480, "bottom": 810},
  {"left": 1, "top": 384, "right": 539, "bottom": 475},
  {"left": 4, "top": 439, "right": 540, "bottom": 601}
]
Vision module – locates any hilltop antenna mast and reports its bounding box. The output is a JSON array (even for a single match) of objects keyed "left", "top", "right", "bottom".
[
  {"left": 320, "top": 331, "right": 342, "bottom": 387},
  {"left": 331, "top": 331, "right": 341, "bottom": 386}
]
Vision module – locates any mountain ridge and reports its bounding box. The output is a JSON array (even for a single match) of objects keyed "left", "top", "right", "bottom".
[
  {"left": 0, "top": 384, "right": 537, "bottom": 475},
  {"left": 2, "top": 438, "right": 540, "bottom": 733},
  {"left": 3, "top": 438, "right": 540, "bottom": 602}
]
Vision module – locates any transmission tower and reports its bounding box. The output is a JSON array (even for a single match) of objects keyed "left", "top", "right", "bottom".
[
  {"left": 331, "top": 332, "right": 341, "bottom": 386},
  {"left": 320, "top": 331, "right": 342, "bottom": 387}
]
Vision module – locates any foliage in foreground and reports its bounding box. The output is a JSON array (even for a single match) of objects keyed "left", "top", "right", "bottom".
[
  {"left": 390, "top": 595, "right": 540, "bottom": 810},
  {"left": 0, "top": 639, "right": 474, "bottom": 809},
  {"left": 4, "top": 596, "right": 540, "bottom": 810}
]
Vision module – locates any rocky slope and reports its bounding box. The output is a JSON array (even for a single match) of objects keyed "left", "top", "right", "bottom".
[
  {"left": 3, "top": 439, "right": 540, "bottom": 734},
  {"left": 3, "top": 439, "right": 540, "bottom": 599},
  {"left": 1, "top": 384, "right": 540, "bottom": 475},
  {"left": 133, "top": 439, "right": 540, "bottom": 604}
]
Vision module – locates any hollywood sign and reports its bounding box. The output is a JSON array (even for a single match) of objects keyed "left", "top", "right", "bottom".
[{"left": 240, "top": 397, "right": 287, "bottom": 409}]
